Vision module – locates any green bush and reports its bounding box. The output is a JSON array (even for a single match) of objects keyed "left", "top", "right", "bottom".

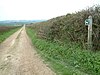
[{"left": 29, "top": 5, "right": 100, "bottom": 50}]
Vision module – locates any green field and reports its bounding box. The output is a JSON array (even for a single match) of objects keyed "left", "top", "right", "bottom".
[
  {"left": 0, "top": 26, "right": 20, "bottom": 43},
  {"left": 27, "top": 28, "right": 100, "bottom": 75}
]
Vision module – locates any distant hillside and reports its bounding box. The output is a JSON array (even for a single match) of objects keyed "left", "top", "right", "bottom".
[
  {"left": 29, "top": 5, "right": 100, "bottom": 50},
  {"left": 0, "top": 20, "right": 45, "bottom": 26}
]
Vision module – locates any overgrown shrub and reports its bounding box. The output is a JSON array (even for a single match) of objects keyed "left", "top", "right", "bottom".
[{"left": 29, "top": 5, "right": 100, "bottom": 50}]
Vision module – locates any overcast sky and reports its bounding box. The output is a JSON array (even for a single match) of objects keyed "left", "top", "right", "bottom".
[{"left": 0, "top": 0, "right": 100, "bottom": 21}]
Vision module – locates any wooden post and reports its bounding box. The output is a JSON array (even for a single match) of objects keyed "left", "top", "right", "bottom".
[{"left": 88, "top": 16, "right": 92, "bottom": 50}]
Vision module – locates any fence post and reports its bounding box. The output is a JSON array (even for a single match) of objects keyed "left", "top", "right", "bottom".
[{"left": 88, "top": 16, "right": 92, "bottom": 50}]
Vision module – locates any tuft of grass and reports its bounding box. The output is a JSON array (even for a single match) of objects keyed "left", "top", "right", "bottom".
[
  {"left": 27, "top": 28, "right": 100, "bottom": 75},
  {"left": 0, "top": 27, "right": 20, "bottom": 43}
]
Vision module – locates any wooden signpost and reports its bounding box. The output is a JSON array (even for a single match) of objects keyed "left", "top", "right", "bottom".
[{"left": 85, "top": 16, "right": 92, "bottom": 50}]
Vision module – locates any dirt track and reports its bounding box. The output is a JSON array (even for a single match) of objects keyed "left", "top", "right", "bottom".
[{"left": 0, "top": 26, "right": 55, "bottom": 75}]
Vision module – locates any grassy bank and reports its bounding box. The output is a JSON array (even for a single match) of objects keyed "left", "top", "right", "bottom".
[
  {"left": 0, "top": 26, "right": 20, "bottom": 43},
  {"left": 27, "top": 28, "right": 100, "bottom": 75}
]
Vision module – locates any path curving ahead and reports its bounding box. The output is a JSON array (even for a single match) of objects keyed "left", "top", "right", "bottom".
[{"left": 0, "top": 26, "right": 55, "bottom": 75}]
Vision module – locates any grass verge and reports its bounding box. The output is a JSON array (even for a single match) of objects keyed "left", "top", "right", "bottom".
[
  {"left": 27, "top": 28, "right": 100, "bottom": 75},
  {"left": 0, "top": 27, "right": 20, "bottom": 43}
]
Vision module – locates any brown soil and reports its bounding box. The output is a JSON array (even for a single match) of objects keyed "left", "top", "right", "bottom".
[{"left": 0, "top": 26, "right": 56, "bottom": 75}]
